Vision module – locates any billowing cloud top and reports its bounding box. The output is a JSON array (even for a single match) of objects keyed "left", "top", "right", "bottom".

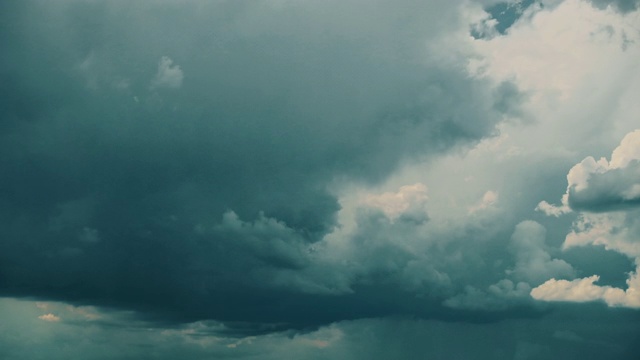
[
  {"left": 566, "top": 130, "right": 640, "bottom": 212},
  {"left": 533, "top": 129, "right": 640, "bottom": 309}
]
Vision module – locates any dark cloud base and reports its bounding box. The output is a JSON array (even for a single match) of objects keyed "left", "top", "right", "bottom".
[
  {"left": 0, "top": 0, "right": 528, "bottom": 331},
  {"left": 1, "top": 297, "right": 639, "bottom": 360},
  {"left": 3, "top": 3, "right": 639, "bottom": 354}
]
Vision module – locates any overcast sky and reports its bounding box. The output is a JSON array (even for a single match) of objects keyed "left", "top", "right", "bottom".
[{"left": 1, "top": 0, "right": 640, "bottom": 359}]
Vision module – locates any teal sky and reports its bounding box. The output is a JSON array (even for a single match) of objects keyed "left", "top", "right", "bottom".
[
  {"left": 1, "top": 0, "right": 639, "bottom": 358},
  {"left": 485, "top": 0, "right": 537, "bottom": 34}
]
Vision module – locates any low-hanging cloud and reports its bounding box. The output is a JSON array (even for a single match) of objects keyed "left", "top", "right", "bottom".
[
  {"left": 506, "top": 221, "right": 575, "bottom": 285},
  {"left": 2, "top": 1, "right": 640, "bottom": 357},
  {"left": 0, "top": 0, "right": 524, "bottom": 331}
]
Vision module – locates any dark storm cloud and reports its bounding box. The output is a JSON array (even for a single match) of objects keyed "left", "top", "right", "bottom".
[
  {"left": 2, "top": 296, "right": 639, "bottom": 360},
  {"left": 0, "top": 0, "right": 526, "bottom": 331}
]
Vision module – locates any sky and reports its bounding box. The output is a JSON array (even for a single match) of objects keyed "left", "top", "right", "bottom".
[{"left": 1, "top": 0, "right": 639, "bottom": 358}]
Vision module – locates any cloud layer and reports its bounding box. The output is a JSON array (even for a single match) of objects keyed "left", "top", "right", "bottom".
[
  {"left": 1, "top": 0, "right": 640, "bottom": 358},
  {"left": 0, "top": 0, "right": 522, "bottom": 329}
]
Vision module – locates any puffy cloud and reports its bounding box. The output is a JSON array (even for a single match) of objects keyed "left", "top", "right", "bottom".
[
  {"left": 609, "top": 130, "right": 640, "bottom": 168},
  {"left": 532, "top": 276, "right": 613, "bottom": 302},
  {"left": 2, "top": 2, "right": 640, "bottom": 358},
  {"left": 0, "top": 0, "right": 522, "bottom": 331},
  {"left": 507, "top": 221, "right": 575, "bottom": 284},
  {"left": 442, "top": 0, "right": 640, "bottom": 314},
  {"left": 564, "top": 130, "right": 640, "bottom": 212},
  {"left": 535, "top": 200, "right": 570, "bottom": 217},
  {"left": 468, "top": 190, "right": 499, "bottom": 213},
  {"left": 361, "top": 183, "right": 429, "bottom": 222},
  {"left": 151, "top": 56, "right": 183, "bottom": 89},
  {"left": 536, "top": 129, "right": 640, "bottom": 269},
  {"left": 563, "top": 212, "right": 640, "bottom": 256},
  {"left": 443, "top": 220, "right": 574, "bottom": 311},
  {"left": 469, "top": 0, "right": 640, "bottom": 155},
  {"left": 443, "top": 279, "right": 532, "bottom": 311},
  {"left": 534, "top": 130, "right": 640, "bottom": 309},
  {"left": 546, "top": 130, "right": 640, "bottom": 244},
  {"left": 531, "top": 271, "right": 640, "bottom": 308}
]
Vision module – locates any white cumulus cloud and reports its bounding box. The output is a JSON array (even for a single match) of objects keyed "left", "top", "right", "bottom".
[
  {"left": 531, "top": 271, "right": 640, "bottom": 308},
  {"left": 534, "top": 130, "right": 640, "bottom": 309}
]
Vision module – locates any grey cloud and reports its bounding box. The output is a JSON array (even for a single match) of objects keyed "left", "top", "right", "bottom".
[
  {"left": 328, "top": 306, "right": 640, "bottom": 360},
  {"left": 564, "top": 129, "right": 640, "bottom": 212},
  {"left": 587, "top": 0, "right": 640, "bottom": 12},
  {"left": 568, "top": 161, "right": 640, "bottom": 212},
  {"left": 2, "top": 0, "right": 640, "bottom": 357},
  {"left": 315, "top": 195, "right": 552, "bottom": 314},
  {"left": 5, "top": 297, "right": 639, "bottom": 360},
  {"left": 0, "top": 0, "right": 524, "bottom": 330},
  {"left": 443, "top": 220, "right": 575, "bottom": 311},
  {"left": 561, "top": 245, "right": 634, "bottom": 288},
  {"left": 537, "top": 130, "right": 640, "bottom": 215},
  {"left": 507, "top": 221, "right": 575, "bottom": 284},
  {"left": 150, "top": 56, "right": 183, "bottom": 89},
  {"left": 443, "top": 280, "right": 532, "bottom": 311},
  {"left": 534, "top": 130, "right": 640, "bottom": 309}
]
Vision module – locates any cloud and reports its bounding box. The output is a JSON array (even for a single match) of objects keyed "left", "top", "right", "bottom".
[
  {"left": 468, "top": 190, "right": 499, "bottom": 213},
  {"left": 563, "top": 212, "right": 640, "bottom": 256},
  {"left": 534, "top": 129, "right": 640, "bottom": 309},
  {"left": 448, "top": 0, "right": 640, "bottom": 314},
  {"left": 443, "top": 220, "right": 574, "bottom": 311},
  {"left": 443, "top": 279, "right": 532, "bottom": 311},
  {"left": 535, "top": 200, "right": 571, "bottom": 217},
  {"left": 150, "top": 56, "right": 183, "bottom": 89},
  {"left": 6, "top": 297, "right": 640, "bottom": 360},
  {"left": 531, "top": 272, "right": 640, "bottom": 308},
  {"left": 561, "top": 130, "right": 640, "bottom": 212},
  {"left": 361, "top": 183, "right": 429, "bottom": 222},
  {"left": 507, "top": 221, "right": 575, "bottom": 285},
  {"left": 2, "top": 3, "right": 640, "bottom": 358},
  {"left": 38, "top": 313, "right": 61, "bottom": 322},
  {"left": 587, "top": 0, "right": 640, "bottom": 12},
  {"left": 0, "top": 0, "right": 524, "bottom": 331},
  {"left": 539, "top": 129, "right": 640, "bottom": 256}
]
